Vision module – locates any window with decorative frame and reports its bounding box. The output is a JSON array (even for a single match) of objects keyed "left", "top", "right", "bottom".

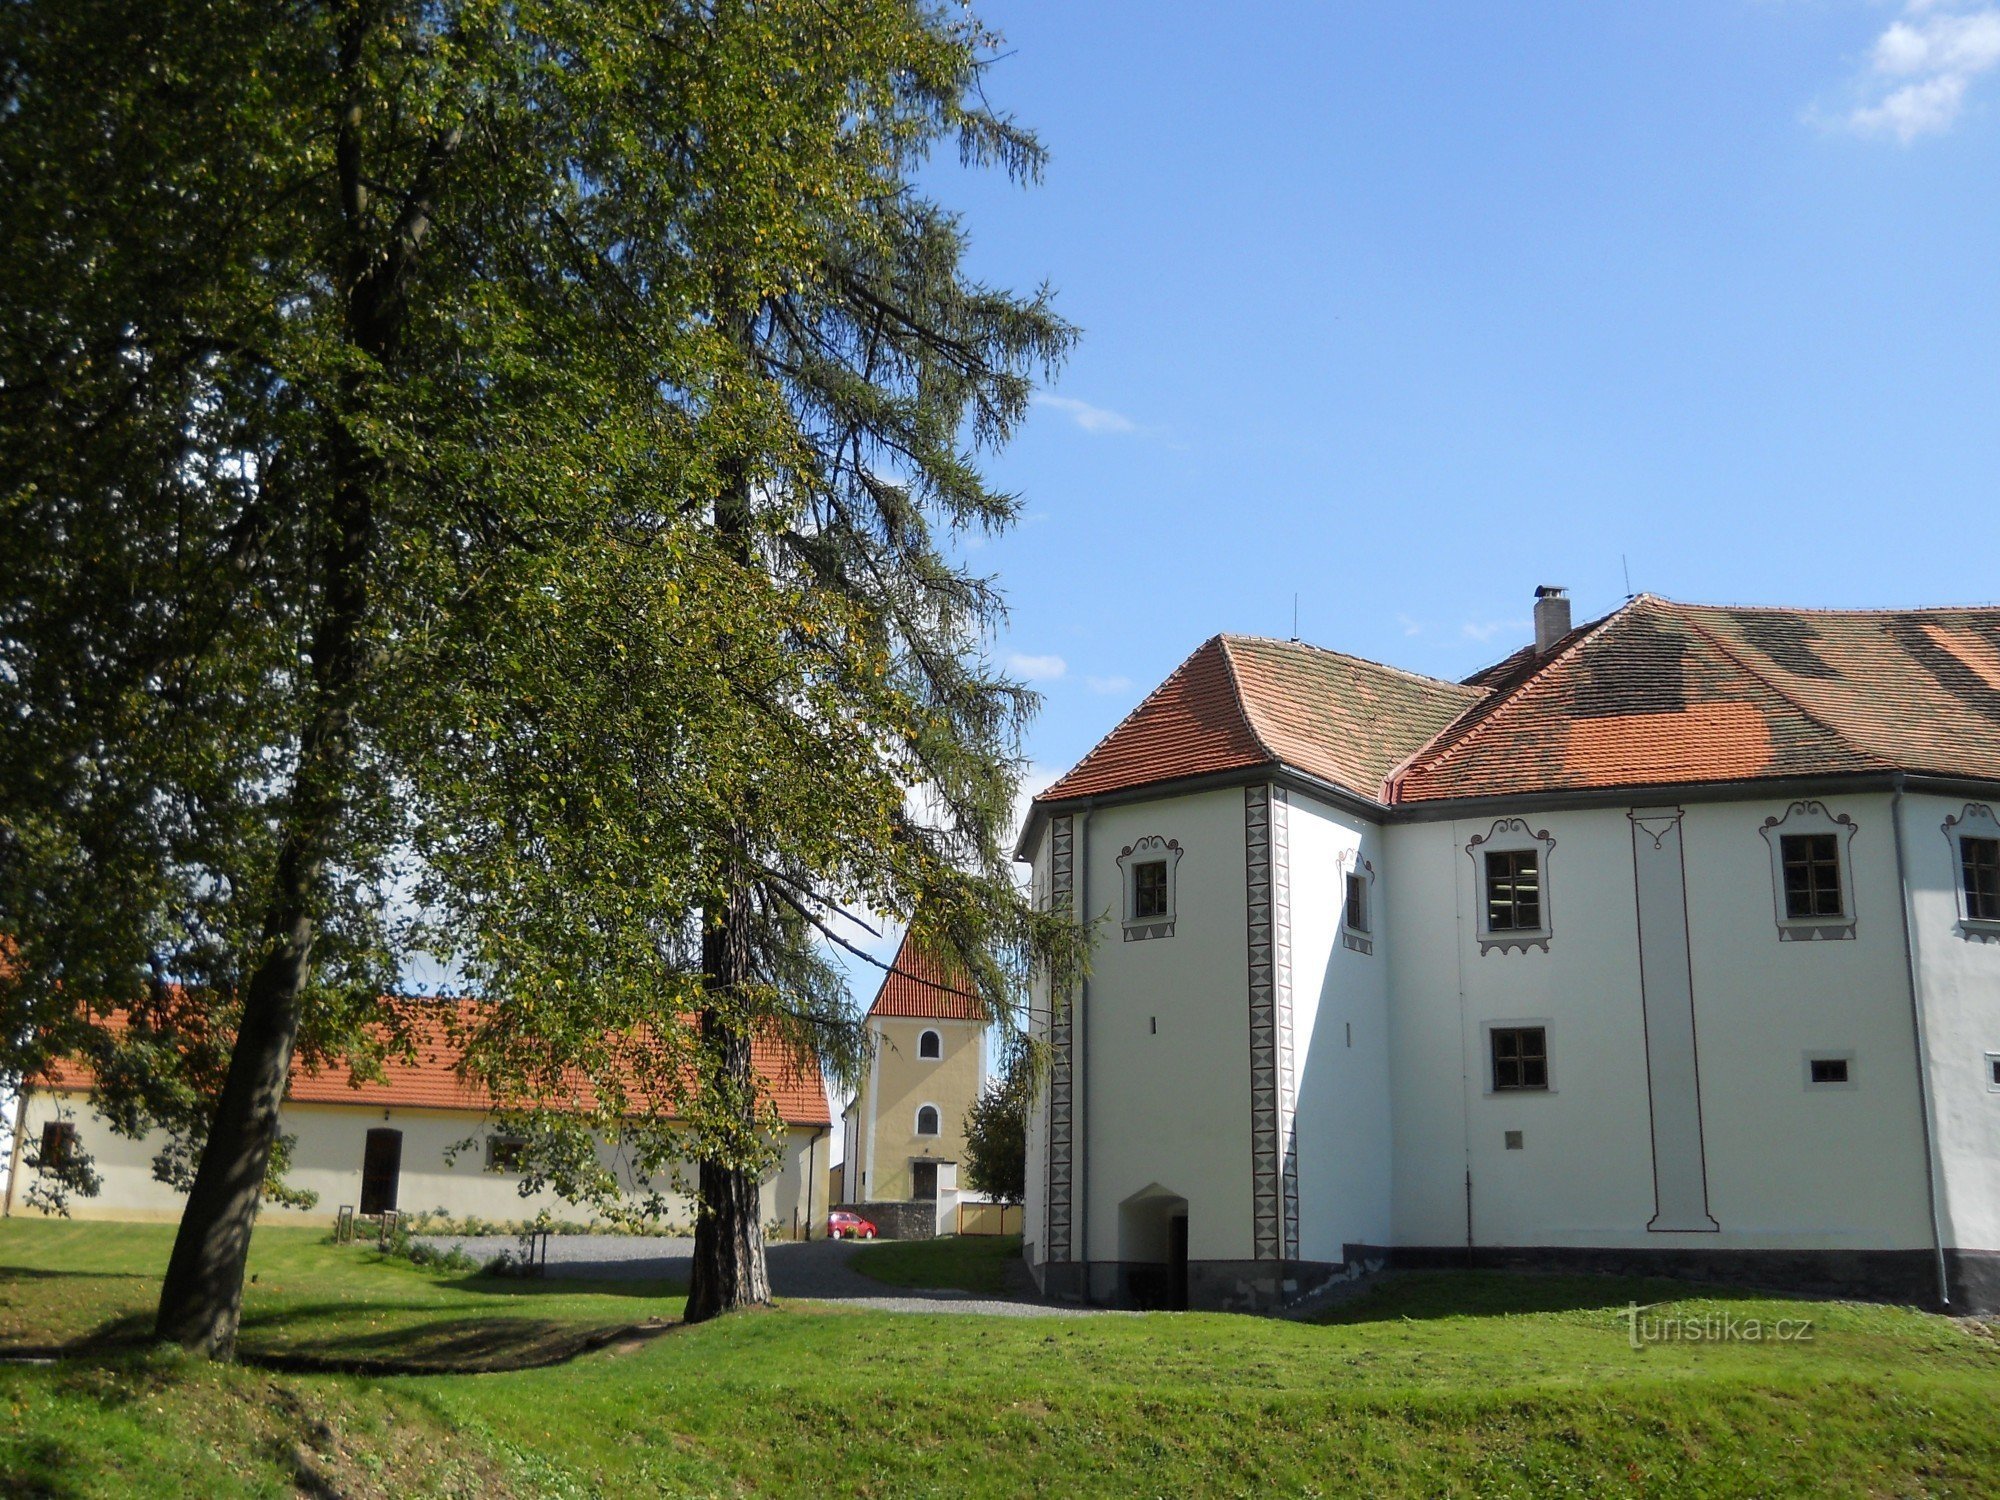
[
  {"left": 1943, "top": 804, "right": 2000, "bottom": 942},
  {"left": 1758, "top": 801, "right": 1857, "bottom": 941},
  {"left": 918, "top": 1029, "right": 942, "bottom": 1060},
  {"left": 915, "top": 1104, "right": 941, "bottom": 1137},
  {"left": 1342, "top": 856, "right": 1377, "bottom": 955},
  {"left": 1466, "top": 820, "right": 1556, "bottom": 954},
  {"left": 1117, "top": 835, "right": 1183, "bottom": 941}
]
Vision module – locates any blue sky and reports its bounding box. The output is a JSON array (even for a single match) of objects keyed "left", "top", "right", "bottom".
[{"left": 916, "top": 0, "right": 2000, "bottom": 829}]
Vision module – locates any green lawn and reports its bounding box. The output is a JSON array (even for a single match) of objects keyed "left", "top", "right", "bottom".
[
  {"left": 5, "top": 1219, "right": 2000, "bottom": 1497},
  {"left": 849, "top": 1233, "right": 1024, "bottom": 1294}
]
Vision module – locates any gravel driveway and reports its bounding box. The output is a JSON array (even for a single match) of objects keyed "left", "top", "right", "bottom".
[{"left": 413, "top": 1232, "right": 1110, "bottom": 1317}]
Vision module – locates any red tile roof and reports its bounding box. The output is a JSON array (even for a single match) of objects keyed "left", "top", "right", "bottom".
[
  {"left": 1391, "top": 596, "right": 2000, "bottom": 802},
  {"left": 1038, "top": 636, "right": 1482, "bottom": 805},
  {"left": 1032, "top": 598, "right": 2000, "bottom": 816},
  {"left": 36, "top": 1001, "right": 832, "bottom": 1127},
  {"left": 866, "top": 932, "right": 985, "bottom": 1022}
]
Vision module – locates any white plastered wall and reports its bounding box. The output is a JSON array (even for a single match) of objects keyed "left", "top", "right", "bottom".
[
  {"left": 1904, "top": 791, "right": 2000, "bottom": 1254},
  {"left": 1386, "top": 794, "right": 1933, "bottom": 1253},
  {"left": 1071, "top": 787, "right": 1254, "bottom": 1267},
  {"left": 6, "top": 1091, "right": 823, "bottom": 1237},
  {"left": 1286, "top": 791, "right": 1392, "bottom": 1260}
]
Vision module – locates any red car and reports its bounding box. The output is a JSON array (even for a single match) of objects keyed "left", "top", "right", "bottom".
[{"left": 826, "top": 1210, "right": 877, "bottom": 1240}]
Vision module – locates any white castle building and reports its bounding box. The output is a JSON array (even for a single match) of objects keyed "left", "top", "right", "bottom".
[{"left": 1017, "top": 589, "right": 2000, "bottom": 1312}]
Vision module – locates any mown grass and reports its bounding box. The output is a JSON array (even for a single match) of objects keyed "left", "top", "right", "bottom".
[
  {"left": 5, "top": 1219, "right": 2000, "bottom": 1497},
  {"left": 848, "top": 1232, "right": 1024, "bottom": 1294}
]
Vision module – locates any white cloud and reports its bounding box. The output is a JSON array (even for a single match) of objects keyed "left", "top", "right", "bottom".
[
  {"left": 1085, "top": 674, "right": 1134, "bottom": 695},
  {"left": 1396, "top": 613, "right": 1426, "bottom": 638},
  {"left": 1031, "top": 392, "right": 1140, "bottom": 435},
  {"left": 1846, "top": 2, "right": 2000, "bottom": 141},
  {"left": 1461, "top": 619, "right": 1528, "bottom": 644},
  {"left": 1006, "top": 651, "right": 1068, "bottom": 682}
]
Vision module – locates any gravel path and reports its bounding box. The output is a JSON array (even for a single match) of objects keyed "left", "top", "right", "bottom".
[{"left": 414, "top": 1232, "right": 1113, "bottom": 1317}]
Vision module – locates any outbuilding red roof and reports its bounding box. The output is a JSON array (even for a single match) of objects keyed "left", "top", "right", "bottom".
[
  {"left": 36, "top": 1000, "right": 832, "bottom": 1128},
  {"left": 1031, "top": 597, "right": 2000, "bottom": 817},
  {"left": 865, "top": 931, "right": 985, "bottom": 1022}
]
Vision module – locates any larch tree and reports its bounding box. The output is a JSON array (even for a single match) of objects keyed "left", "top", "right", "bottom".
[{"left": 0, "top": 0, "right": 1076, "bottom": 1358}]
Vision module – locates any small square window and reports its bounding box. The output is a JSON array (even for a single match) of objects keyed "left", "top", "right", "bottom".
[
  {"left": 1963, "top": 838, "right": 2000, "bottom": 922},
  {"left": 38, "top": 1121, "right": 76, "bottom": 1171},
  {"left": 1132, "top": 860, "right": 1169, "bottom": 920},
  {"left": 1490, "top": 1026, "right": 1548, "bottom": 1091},
  {"left": 1485, "top": 851, "right": 1541, "bottom": 932},
  {"left": 1504, "top": 1129, "right": 1524, "bottom": 1150},
  {"left": 485, "top": 1135, "right": 527, "bottom": 1172},
  {"left": 1808, "top": 1057, "right": 1848, "bottom": 1085},
  {"left": 1345, "top": 872, "right": 1370, "bottom": 934},
  {"left": 1780, "top": 834, "right": 1843, "bottom": 919}
]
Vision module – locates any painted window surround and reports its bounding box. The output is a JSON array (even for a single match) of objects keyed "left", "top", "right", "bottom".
[
  {"left": 1466, "top": 818, "right": 1556, "bottom": 955},
  {"left": 1757, "top": 800, "right": 1858, "bottom": 942},
  {"left": 1116, "top": 834, "right": 1183, "bottom": 941},
  {"left": 1942, "top": 803, "right": 2000, "bottom": 944},
  {"left": 914, "top": 1103, "right": 941, "bottom": 1136},
  {"left": 1341, "top": 853, "right": 1376, "bottom": 956},
  {"left": 918, "top": 1028, "right": 942, "bottom": 1059}
]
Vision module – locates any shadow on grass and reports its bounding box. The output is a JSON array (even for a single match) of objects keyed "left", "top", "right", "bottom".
[
  {"left": 5, "top": 1296, "right": 685, "bottom": 1376},
  {"left": 240, "top": 1314, "right": 680, "bottom": 1375},
  {"left": 1319, "top": 1270, "right": 1824, "bottom": 1326},
  {"left": 0, "top": 1266, "right": 154, "bottom": 1283},
  {"left": 441, "top": 1271, "right": 688, "bottom": 1301}
]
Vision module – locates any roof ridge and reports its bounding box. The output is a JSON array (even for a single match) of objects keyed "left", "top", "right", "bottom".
[
  {"left": 1219, "top": 632, "right": 1485, "bottom": 697},
  {"left": 1385, "top": 602, "right": 1633, "bottom": 798},
  {"left": 1671, "top": 598, "right": 2000, "bottom": 618},
  {"left": 1666, "top": 601, "right": 1899, "bottom": 771},
  {"left": 1214, "top": 636, "right": 1283, "bottom": 767}
]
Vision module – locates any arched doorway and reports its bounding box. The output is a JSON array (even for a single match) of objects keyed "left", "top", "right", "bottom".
[{"left": 1119, "top": 1184, "right": 1190, "bottom": 1310}]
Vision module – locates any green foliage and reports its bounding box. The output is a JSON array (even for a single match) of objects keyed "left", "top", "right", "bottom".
[
  {"left": 0, "top": 0, "right": 1082, "bottom": 1242},
  {"left": 962, "top": 1050, "right": 1031, "bottom": 1203}
]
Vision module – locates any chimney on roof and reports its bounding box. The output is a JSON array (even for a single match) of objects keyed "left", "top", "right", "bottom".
[{"left": 1533, "top": 586, "right": 1571, "bottom": 656}]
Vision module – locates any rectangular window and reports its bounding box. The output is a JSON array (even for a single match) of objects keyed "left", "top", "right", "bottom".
[
  {"left": 1484, "top": 850, "right": 1541, "bottom": 932},
  {"left": 485, "top": 1135, "right": 527, "bottom": 1173},
  {"left": 1490, "top": 1026, "right": 1549, "bottom": 1091},
  {"left": 38, "top": 1121, "right": 76, "bottom": 1170},
  {"left": 1345, "top": 872, "right": 1369, "bottom": 934},
  {"left": 1808, "top": 1057, "right": 1849, "bottom": 1085},
  {"left": 1963, "top": 837, "right": 2000, "bottom": 921},
  {"left": 1780, "top": 834, "right": 1843, "bottom": 919},
  {"left": 1133, "top": 860, "right": 1169, "bottom": 919}
]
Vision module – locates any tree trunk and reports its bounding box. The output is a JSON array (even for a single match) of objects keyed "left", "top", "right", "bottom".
[
  {"left": 683, "top": 863, "right": 772, "bottom": 1323},
  {"left": 152, "top": 465, "right": 372, "bottom": 1355},
  {"left": 153, "top": 6, "right": 439, "bottom": 1355}
]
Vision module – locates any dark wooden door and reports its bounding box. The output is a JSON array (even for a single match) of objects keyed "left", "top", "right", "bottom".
[
  {"left": 1168, "top": 1214, "right": 1190, "bottom": 1311},
  {"left": 360, "top": 1128, "right": 403, "bottom": 1215},
  {"left": 910, "top": 1159, "right": 938, "bottom": 1201}
]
